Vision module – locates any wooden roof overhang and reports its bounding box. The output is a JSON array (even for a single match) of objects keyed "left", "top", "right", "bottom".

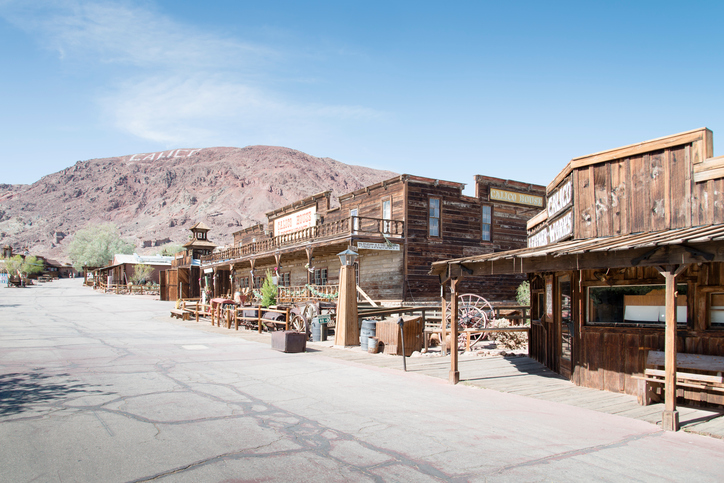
[{"left": 431, "top": 224, "right": 724, "bottom": 280}]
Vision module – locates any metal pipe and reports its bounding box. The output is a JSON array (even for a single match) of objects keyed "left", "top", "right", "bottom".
[{"left": 398, "top": 317, "right": 406, "bottom": 371}]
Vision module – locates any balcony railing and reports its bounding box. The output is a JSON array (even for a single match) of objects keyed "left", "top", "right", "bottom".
[{"left": 201, "top": 216, "right": 404, "bottom": 264}]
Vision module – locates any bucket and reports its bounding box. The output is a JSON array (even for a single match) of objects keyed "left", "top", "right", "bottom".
[
  {"left": 368, "top": 337, "right": 380, "bottom": 354},
  {"left": 360, "top": 320, "right": 377, "bottom": 350}
]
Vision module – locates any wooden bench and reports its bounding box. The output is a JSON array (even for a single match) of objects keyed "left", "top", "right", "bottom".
[
  {"left": 170, "top": 308, "right": 189, "bottom": 320},
  {"left": 636, "top": 350, "right": 724, "bottom": 405}
]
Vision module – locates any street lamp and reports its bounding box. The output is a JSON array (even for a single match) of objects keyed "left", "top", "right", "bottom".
[{"left": 337, "top": 248, "right": 358, "bottom": 266}]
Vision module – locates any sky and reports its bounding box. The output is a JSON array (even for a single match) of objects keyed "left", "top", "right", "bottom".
[{"left": 1, "top": 0, "right": 722, "bottom": 194}]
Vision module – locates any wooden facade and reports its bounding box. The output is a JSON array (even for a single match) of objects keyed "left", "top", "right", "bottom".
[
  {"left": 160, "top": 223, "right": 217, "bottom": 301},
  {"left": 432, "top": 128, "right": 724, "bottom": 414},
  {"left": 203, "top": 174, "right": 545, "bottom": 304}
]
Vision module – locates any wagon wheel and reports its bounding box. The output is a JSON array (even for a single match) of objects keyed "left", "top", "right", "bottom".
[
  {"left": 290, "top": 313, "right": 306, "bottom": 332},
  {"left": 445, "top": 294, "right": 495, "bottom": 350}
]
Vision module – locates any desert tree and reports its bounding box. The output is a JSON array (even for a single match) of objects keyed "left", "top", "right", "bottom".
[{"left": 66, "top": 223, "right": 134, "bottom": 270}]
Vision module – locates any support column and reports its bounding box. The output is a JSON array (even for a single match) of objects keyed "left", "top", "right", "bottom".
[
  {"left": 662, "top": 268, "right": 679, "bottom": 431},
  {"left": 449, "top": 278, "right": 459, "bottom": 384},
  {"left": 335, "top": 264, "right": 359, "bottom": 347},
  {"left": 440, "top": 289, "right": 447, "bottom": 355}
]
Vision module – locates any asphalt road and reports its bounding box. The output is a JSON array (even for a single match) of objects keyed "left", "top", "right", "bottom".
[{"left": 1, "top": 279, "right": 723, "bottom": 482}]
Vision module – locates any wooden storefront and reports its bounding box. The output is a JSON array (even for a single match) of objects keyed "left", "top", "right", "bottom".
[
  {"left": 202, "top": 174, "right": 545, "bottom": 304},
  {"left": 432, "top": 128, "right": 724, "bottom": 427}
]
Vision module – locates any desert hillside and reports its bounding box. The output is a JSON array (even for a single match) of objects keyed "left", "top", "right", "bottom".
[{"left": 0, "top": 146, "right": 397, "bottom": 262}]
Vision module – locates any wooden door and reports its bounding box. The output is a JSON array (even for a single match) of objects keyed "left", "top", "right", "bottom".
[{"left": 558, "top": 274, "right": 573, "bottom": 378}]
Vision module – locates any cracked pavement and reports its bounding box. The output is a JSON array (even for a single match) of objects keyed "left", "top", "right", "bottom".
[{"left": 1, "top": 280, "right": 723, "bottom": 482}]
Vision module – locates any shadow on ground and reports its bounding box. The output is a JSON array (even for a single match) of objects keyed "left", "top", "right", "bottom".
[{"left": 0, "top": 370, "right": 108, "bottom": 416}]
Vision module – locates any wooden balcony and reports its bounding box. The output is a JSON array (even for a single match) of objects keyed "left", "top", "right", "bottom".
[{"left": 201, "top": 216, "right": 404, "bottom": 264}]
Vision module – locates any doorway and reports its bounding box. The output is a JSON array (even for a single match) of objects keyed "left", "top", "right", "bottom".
[{"left": 558, "top": 274, "right": 573, "bottom": 378}]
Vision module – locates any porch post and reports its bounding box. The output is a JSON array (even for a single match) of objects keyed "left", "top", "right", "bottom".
[
  {"left": 449, "top": 278, "right": 459, "bottom": 384},
  {"left": 662, "top": 267, "right": 679, "bottom": 431}
]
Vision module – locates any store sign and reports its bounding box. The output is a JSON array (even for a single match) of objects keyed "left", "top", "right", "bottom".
[
  {"left": 274, "top": 206, "right": 317, "bottom": 236},
  {"left": 490, "top": 188, "right": 544, "bottom": 207},
  {"left": 548, "top": 211, "right": 573, "bottom": 244},
  {"left": 528, "top": 210, "right": 573, "bottom": 248},
  {"left": 356, "top": 241, "right": 401, "bottom": 251},
  {"left": 547, "top": 179, "right": 573, "bottom": 219}
]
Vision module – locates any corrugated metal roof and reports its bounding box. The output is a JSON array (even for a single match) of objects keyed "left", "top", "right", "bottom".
[{"left": 431, "top": 224, "right": 724, "bottom": 273}]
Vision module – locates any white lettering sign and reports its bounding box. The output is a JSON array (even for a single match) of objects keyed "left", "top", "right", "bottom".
[
  {"left": 528, "top": 229, "right": 549, "bottom": 248},
  {"left": 274, "top": 206, "right": 317, "bottom": 236},
  {"left": 356, "top": 242, "right": 401, "bottom": 251},
  {"left": 548, "top": 211, "right": 573, "bottom": 244},
  {"left": 127, "top": 149, "right": 200, "bottom": 162},
  {"left": 547, "top": 179, "right": 572, "bottom": 219},
  {"left": 527, "top": 210, "right": 573, "bottom": 247}
]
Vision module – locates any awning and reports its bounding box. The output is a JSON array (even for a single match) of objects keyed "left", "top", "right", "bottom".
[{"left": 431, "top": 224, "right": 724, "bottom": 278}]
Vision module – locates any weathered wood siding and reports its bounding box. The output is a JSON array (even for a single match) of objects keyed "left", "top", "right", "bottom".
[
  {"left": 564, "top": 263, "right": 724, "bottom": 406},
  {"left": 574, "top": 136, "right": 721, "bottom": 238}
]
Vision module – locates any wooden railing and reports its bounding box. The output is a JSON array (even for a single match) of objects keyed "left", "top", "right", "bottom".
[
  {"left": 201, "top": 216, "right": 404, "bottom": 264},
  {"left": 277, "top": 284, "right": 340, "bottom": 303}
]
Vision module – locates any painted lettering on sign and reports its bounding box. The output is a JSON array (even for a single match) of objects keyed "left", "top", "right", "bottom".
[
  {"left": 527, "top": 210, "right": 573, "bottom": 248},
  {"left": 127, "top": 149, "right": 200, "bottom": 162},
  {"left": 547, "top": 179, "right": 572, "bottom": 219},
  {"left": 548, "top": 211, "right": 573, "bottom": 244},
  {"left": 356, "top": 241, "right": 401, "bottom": 251},
  {"left": 274, "top": 206, "right": 317, "bottom": 236},
  {"left": 528, "top": 229, "right": 549, "bottom": 248},
  {"left": 490, "top": 188, "right": 544, "bottom": 207}
]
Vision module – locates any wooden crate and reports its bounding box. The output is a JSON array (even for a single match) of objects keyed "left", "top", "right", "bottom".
[{"left": 376, "top": 316, "right": 423, "bottom": 356}]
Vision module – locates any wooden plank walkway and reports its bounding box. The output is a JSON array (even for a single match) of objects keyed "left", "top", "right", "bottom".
[{"left": 309, "top": 344, "right": 724, "bottom": 438}]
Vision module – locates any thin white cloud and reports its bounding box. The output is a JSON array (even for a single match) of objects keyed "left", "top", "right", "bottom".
[{"left": 1, "top": 0, "right": 383, "bottom": 146}]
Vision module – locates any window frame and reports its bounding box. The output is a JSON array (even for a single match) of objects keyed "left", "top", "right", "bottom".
[
  {"left": 428, "top": 197, "right": 441, "bottom": 238},
  {"left": 586, "top": 283, "right": 689, "bottom": 327},
  {"left": 481, "top": 204, "right": 493, "bottom": 242}
]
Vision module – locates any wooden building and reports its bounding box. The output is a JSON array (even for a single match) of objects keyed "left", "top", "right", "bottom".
[
  {"left": 96, "top": 253, "right": 173, "bottom": 286},
  {"left": 431, "top": 128, "right": 724, "bottom": 426},
  {"left": 202, "top": 174, "right": 545, "bottom": 304},
  {"left": 160, "top": 223, "right": 217, "bottom": 301}
]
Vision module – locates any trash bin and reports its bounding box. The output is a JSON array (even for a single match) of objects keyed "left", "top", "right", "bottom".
[
  {"left": 311, "top": 316, "right": 328, "bottom": 342},
  {"left": 360, "top": 320, "right": 377, "bottom": 350}
]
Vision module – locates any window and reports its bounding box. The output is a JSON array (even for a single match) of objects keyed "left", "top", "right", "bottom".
[
  {"left": 482, "top": 205, "right": 492, "bottom": 241},
  {"left": 710, "top": 293, "right": 724, "bottom": 327},
  {"left": 238, "top": 277, "right": 249, "bottom": 289},
  {"left": 314, "top": 268, "right": 328, "bottom": 286},
  {"left": 382, "top": 199, "right": 391, "bottom": 233},
  {"left": 587, "top": 284, "right": 688, "bottom": 326},
  {"left": 350, "top": 208, "right": 359, "bottom": 234},
  {"left": 429, "top": 198, "right": 440, "bottom": 237},
  {"left": 278, "top": 272, "right": 291, "bottom": 287}
]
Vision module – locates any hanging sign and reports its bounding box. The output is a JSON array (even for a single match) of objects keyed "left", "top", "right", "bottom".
[
  {"left": 356, "top": 241, "right": 401, "bottom": 251},
  {"left": 490, "top": 188, "right": 544, "bottom": 207},
  {"left": 274, "top": 206, "right": 317, "bottom": 236}
]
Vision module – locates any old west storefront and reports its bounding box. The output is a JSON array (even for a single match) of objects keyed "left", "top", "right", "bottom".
[
  {"left": 432, "top": 128, "right": 724, "bottom": 428},
  {"left": 202, "top": 174, "right": 545, "bottom": 304}
]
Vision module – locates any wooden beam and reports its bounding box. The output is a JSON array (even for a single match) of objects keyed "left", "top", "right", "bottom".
[{"left": 449, "top": 278, "right": 460, "bottom": 384}]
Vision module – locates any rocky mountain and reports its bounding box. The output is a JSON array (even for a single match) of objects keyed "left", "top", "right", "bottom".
[{"left": 0, "top": 146, "right": 397, "bottom": 262}]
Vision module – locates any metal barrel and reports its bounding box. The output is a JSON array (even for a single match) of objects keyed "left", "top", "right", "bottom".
[
  {"left": 359, "top": 320, "right": 377, "bottom": 350},
  {"left": 311, "top": 317, "right": 328, "bottom": 342}
]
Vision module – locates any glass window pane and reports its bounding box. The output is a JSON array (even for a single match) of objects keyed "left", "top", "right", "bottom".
[
  {"left": 482, "top": 224, "right": 491, "bottom": 241},
  {"left": 429, "top": 218, "right": 439, "bottom": 237},
  {"left": 482, "top": 205, "right": 491, "bottom": 223},
  {"left": 588, "top": 285, "right": 688, "bottom": 325},
  {"left": 711, "top": 293, "right": 724, "bottom": 326}
]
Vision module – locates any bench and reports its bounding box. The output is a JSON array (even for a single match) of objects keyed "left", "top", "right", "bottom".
[
  {"left": 636, "top": 350, "right": 724, "bottom": 406},
  {"left": 170, "top": 308, "right": 189, "bottom": 320}
]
